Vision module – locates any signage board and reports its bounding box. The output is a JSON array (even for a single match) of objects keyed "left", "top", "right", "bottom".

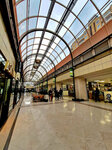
[
  {"left": 104, "top": 91, "right": 112, "bottom": 102},
  {"left": 70, "top": 68, "right": 73, "bottom": 77}
]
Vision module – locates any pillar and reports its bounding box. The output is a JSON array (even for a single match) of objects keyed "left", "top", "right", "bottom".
[
  {"left": 75, "top": 77, "right": 88, "bottom": 100},
  {"left": 56, "top": 82, "right": 62, "bottom": 90}
]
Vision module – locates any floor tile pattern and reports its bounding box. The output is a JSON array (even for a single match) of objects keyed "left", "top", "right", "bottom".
[{"left": 8, "top": 93, "right": 112, "bottom": 150}]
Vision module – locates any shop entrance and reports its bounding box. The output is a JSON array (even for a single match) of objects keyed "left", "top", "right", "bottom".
[
  {"left": 0, "top": 77, "right": 12, "bottom": 128},
  {"left": 87, "top": 78, "right": 112, "bottom": 103}
]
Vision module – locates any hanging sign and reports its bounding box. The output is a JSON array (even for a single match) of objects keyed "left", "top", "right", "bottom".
[
  {"left": 16, "top": 72, "right": 20, "bottom": 80},
  {"left": 70, "top": 68, "right": 73, "bottom": 77},
  {"left": 4, "top": 60, "right": 14, "bottom": 76},
  {"left": 12, "top": 70, "right": 16, "bottom": 78},
  {"left": 4, "top": 60, "right": 10, "bottom": 71},
  {"left": 53, "top": 77, "right": 56, "bottom": 82}
]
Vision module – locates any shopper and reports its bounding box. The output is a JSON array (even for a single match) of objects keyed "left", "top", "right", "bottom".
[
  {"left": 95, "top": 87, "right": 100, "bottom": 102},
  {"left": 55, "top": 89, "right": 59, "bottom": 100},
  {"left": 49, "top": 89, "right": 53, "bottom": 101},
  {"left": 59, "top": 88, "right": 63, "bottom": 100}
]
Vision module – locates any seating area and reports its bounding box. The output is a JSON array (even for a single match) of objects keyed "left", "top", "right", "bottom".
[{"left": 32, "top": 93, "right": 48, "bottom": 102}]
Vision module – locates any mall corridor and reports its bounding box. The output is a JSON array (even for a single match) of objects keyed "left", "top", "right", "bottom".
[
  {"left": 6, "top": 94, "right": 112, "bottom": 150},
  {"left": 0, "top": 0, "right": 112, "bottom": 149}
]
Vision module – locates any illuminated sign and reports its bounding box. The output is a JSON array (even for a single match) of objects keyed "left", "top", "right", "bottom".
[{"left": 70, "top": 68, "right": 73, "bottom": 77}]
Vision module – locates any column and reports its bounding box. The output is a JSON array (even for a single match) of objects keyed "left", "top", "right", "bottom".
[{"left": 75, "top": 77, "right": 88, "bottom": 100}]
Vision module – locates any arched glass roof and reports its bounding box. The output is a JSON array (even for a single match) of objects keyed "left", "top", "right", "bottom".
[{"left": 14, "top": 0, "right": 112, "bottom": 81}]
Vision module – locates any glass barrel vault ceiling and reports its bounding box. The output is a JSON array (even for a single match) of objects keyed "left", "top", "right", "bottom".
[{"left": 14, "top": 0, "right": 111, "bottom": 82}]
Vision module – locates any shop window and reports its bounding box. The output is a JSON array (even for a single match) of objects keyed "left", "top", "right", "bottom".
[
  {"left": 96, "top": 19, "right": 99, "bottom": 24},
  {"left": 97, "top": 24, "right": 100, "bottom": 30},
  {"left": 89, "top": 25, "right": 92, "bottom": 36},
  {"left": 93, "top": 22, "right": 96, "bottom": 33}
]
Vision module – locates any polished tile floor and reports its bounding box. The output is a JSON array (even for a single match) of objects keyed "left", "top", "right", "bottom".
[{"left": 8, "top": 93, "right": 112, "bottom": 150}]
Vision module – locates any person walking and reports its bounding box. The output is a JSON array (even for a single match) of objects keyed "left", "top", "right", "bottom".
[
  {"left": 95, "top": 87, "right": 100, "bottom": 102},
  {"left": 55, "top": 88, "right": 60, "bottom": 100},
  {"left": 59, "top": 88, "right": 63, "bottom": 100},
  {"left": 49, "top": 89, "right": 53, "bottom": 101}
]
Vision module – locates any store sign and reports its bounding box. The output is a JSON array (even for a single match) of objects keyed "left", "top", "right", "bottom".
[
  {"left": 4, "top": 60, "right": 10, "bottom": 70},
  {"left": 104, "top": 91, "right": 112, "bottom": 102},
  {"left": 13, "top": 70, "right": 16, "bottom": 78},
  {"left": 16, "top": 72, "right": 20, "bottom": 80},
  {"left": 4, "top": 60, "right": 14, "bottom": 76},
  {"left": 70, "top": 68, "right": 73, "bottom": 77},
  {"left": 53, "top": 77, "right": 56, "bottom": 82},
  {"left": 4, "top": 60, "right": 16, "bottom": 78}
]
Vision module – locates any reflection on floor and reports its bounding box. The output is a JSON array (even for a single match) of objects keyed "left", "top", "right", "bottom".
[
  {"left": 81, "top": 99, "right": 112, "bottom": 111},
  {"left": 22, "top": 92, "right": 72, "bottom": 107},
  {"left": 8, "top": 93, "right": 112, "bottom": 150}
]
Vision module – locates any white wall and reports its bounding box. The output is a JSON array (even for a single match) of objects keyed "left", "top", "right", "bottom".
[{"left": 0, "top": 11, "right": 15, "bottom": 68}]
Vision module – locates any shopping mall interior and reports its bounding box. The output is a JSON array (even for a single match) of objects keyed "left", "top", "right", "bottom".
[{"left": 0, "top": 0, "right": 112, "bottom": 149}]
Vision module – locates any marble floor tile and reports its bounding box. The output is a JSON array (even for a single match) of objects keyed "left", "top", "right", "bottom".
[{"left": 8, "top": 93, "right": 112, "bottom": 150}]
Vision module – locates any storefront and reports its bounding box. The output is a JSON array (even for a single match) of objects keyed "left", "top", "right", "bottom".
[
  {"left": 62, "top": 84, "right": 74, "bottom": 97},
  {"left": 0, "top": 51, "right": 20, "bottom": 128},
  {"left": 87, "top": 80, "right": 112, "bottom": 103}
]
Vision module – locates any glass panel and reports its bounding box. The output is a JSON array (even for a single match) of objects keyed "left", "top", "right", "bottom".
[
  {"left": 29, "top": 18, "right": 37, "bottom": 30},
  {"left": 52, "top": 51, "right": 58, "bottom": 57},
  {"left": 63, "top": 31, "right": 74, "bottom": 43},
  {"left": 58, "top": 26, "right": 67, "bottom": 37},
  {"left": 64, "top": 48, "right": 70, "bottom": 56},
  {"left": 70, "top": 18, "right": 83, "bottom": 36},
  {"left": 72, "top": 0, "right": 88, "bottom": 15},
  {"left": 51, "top": 43, "right": 56, "bottom": 49},
  {"left": 48, "top": 48, "right": 53, "bottom": 53},
  {"left": 19, "top": 21, "right": 26, "bottom": 36},
  {"left": 46, "top": 52, "right": 50, "bottom": 57},
  {"left": 21, "top": 43, "right": 26, "bottom": 51},
  {"left": 58, "top": 40, "right": 66, "bottom": 49},
  {"left": 55, "top": 46, "right": 62, "bottom": 54},
  {"left": 33, "top": 45, "right": 38, "bottom": 49},
  {"left": 51, "top": 3, "right": 65, "bottom": 21},
  {"left": 64, "top": 13, "right": 75, "bottom": 28},
  {"left": 47, "top": 19, "right": 58, "bottom": 32},
  {"left": 34, "top": 38, "right": 40, "bottom": 44},
  {"left": 56, "top": 0, "right": 70, "bottom": 6},
  {"left": 54, "top": 59, "right": 57, "bottom": 65},
  {"left": 102, "top": 2, "right": 112, "bottom": 23},
  {"left": 22, "top": 50, "right": 26, "bottom": 56},
  {"left": 28, "top": 32, "right": 35, "bottom": 39},
  {"left": 54, "top": 37, "right": 60, "bottom": 44},
  {"left": 37, "top": 56, "right": 42, "bottom": 60},
  {"left": 93, "top": 0, "right": 108, "bottom": 9},
  {"left": 39, "top": 0, "right": 51, "bottom": 16},
  {"left": 21, "top": 36, "right": 27, "bottom": 45},
  {"left": 23, "top": 55, "right": 26, "bottom": 61},
  {"left": 57, "top": 56, "right": 61, "bottom": 63},
  {"left": 50, "top": 55, "right": 54, "bottom": 60},
  {"left": 42, "top": 39, "right": 50, "bottom": 45},
  {"left": 32, "top": 50, "right": 37, "bottom": 54},
  {"left": 16, "top": 0, "right": 27, "bottom": 22},
  {"left": 35, "top": 31, "right": 42, "bottom": 37},
  {"left": 78, "top": 1, "right": 97, "bottom": 26},
  {"left": 26, "top": 46, "right": 33, "bottom": 51},
  {"left": 44, "top": 32, "right": 53, "bottom": 39},
  {"left": 60, "top": 52, "right": 65, "bottom": 59},
  {"left": 39, "top": 50, "right": 45, "bottom": 54},
  {"left": 40, "top": 45, "right": 47, "bottom": 50},
  {"left": 37, "top": 17, "right": 46, "bottom": 28},
  {"left": 28, "top": 39, "right": 34, "bottom": 46},
  {"left": 29, "top": 0, "right": 40, "bottom": 16},
  {"left": 27, "top": 51, "right": 32, "bottom": 56}
]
